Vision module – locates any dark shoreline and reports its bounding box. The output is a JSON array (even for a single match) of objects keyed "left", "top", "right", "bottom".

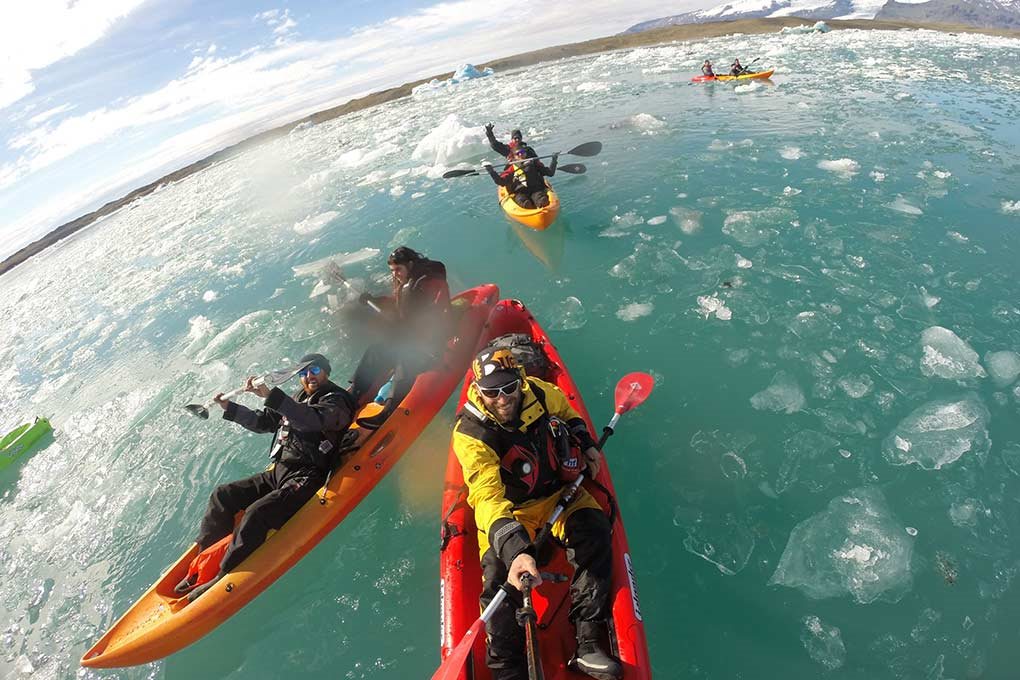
[{"left": 3, "top": 16, "right": 1017, "bottom": 277}]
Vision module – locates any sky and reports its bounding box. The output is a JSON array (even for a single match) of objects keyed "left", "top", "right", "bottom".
[{"left": 0, "top": 0, "right": 719, "bottom": 260}]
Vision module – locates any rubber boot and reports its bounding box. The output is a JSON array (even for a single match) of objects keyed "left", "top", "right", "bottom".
[
  {"left": 173, "top": 574, "right": 197, "bottom": 595},
  {"left": 571, "top": 621, "right": 622, "bottom": 680}
]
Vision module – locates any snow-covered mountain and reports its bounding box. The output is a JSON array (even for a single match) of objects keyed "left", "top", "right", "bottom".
[{"left": 624, "top": 0, "right": 1020, "bottom": 31}]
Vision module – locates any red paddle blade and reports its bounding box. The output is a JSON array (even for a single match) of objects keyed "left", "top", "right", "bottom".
[
  {"left": 614, "top": 372, "right": 655, "bottom": 414},
  {"left": 432, "top": 618, "right": 485, "bottom": 680}
]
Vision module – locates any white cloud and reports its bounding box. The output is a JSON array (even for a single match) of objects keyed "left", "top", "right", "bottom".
[
  {"left": 0, "top": 0, "right": 146, "bottom": 111},
  {"left": 27, "top": 103, "right": 76, "bottom": 127}
]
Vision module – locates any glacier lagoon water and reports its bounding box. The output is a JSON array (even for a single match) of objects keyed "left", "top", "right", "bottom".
[{"left": 3, "top": 26, "right": 1020, "bottom": 679}]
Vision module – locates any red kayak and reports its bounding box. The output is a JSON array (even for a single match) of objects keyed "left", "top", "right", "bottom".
[{"left": 439, "top": 299, "right": 652, "bottom": 679}]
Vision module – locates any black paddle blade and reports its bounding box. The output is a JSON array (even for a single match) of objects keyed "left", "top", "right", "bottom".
[
  {"left": 184, "top": 404, "right": 210, "bottom": 419},
  {"left": 565, "top": 141, "right": 602, "bottom": 157},
  {"left": 558, "top": 163, "right": 586, "bottom": 174},
  {"left": 442, "top": 169, "right": 478, "bottom": 179}
]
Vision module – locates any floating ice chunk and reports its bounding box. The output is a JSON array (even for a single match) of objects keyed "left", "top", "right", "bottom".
[
  {"left": 817, "top": 158, "right": 859, "bottom": 176},
  {"left": 801, "top": 616, "right": 845, "bottom": 670},
  {"left": 669, "top": 206, "right": 702, "bottom": 234},
  {"left": 616, "top": 302, "right": 653, "bottom": 321},
  {"left": 983, "top": 351, "right": 1020, "bottom": 387},
  {"left": 202, "top": 290, "right": 218, "bottom": 302},
  {"left": 870, "top": 170, "right": 886, "bottom": 182},
  {"left": 674, "top": 509, "right": 756, "bottom": 575},
  {"left": 411, "top": 63, "right": 493, "bottom": 94},
  {"left": 411, "top": 113, "right": 489, "bottom": 167},
  {"left": 185, "top": 315, "right": 214, "bottom": 354},
  {"left": 933, "top": 170, "right": 952, "bottom": 179},
  {"left": 781, "top": 20, "right": 830, "bottom": 33},
  {"left": 920, "top": 326, "right": 986, "bottom": 379},
  {"left": 626, "top": 113, "right": 665, "bottom": 131},
  {"left": 893, "top": 92, "right": 912, "bottom": 101},
  {"left": 735, "top": 254, "right": 752, "bottom": 269},
  {"left": 949, "top": 499, "right": 980, "bottom": 527},
  {"left": 769, "top": 487, "right": 914, "bottom": 604},
  {"left": 548, "top": 297, "right": 587, "bottom": 331},
  {"left": 946, "top": 230, "right": 968, "bottom": 243},
  {"left": 194, "top": 310, "right": 274, "bottom": 364},
  {"left": 882, "top": 393, "right": 990, "bottom": 470},
  {"left": 1002, "top": 200, "right": 1020, "bottom": 214},
  {"left": 886, "top": 196, "right": 922, "bottom": 215},
  {"left": 782, "top": 186, "right": 801, "bottom": 196},
  {"left": 291, "top": 247, "right": 379, "bottom": 277},
  {"left": 293, "top": 210, "right": 339, "bottom": 234},
  {"left": 779, "top": 146, "right": 802, "bottom": 160},
  {"left": 697, "top": 294, "right": 732, "bottom": 321},
  {"left": 751, "top": 371, "right": 805, "bottom": 414},
  {"left": 919, "top": 286, "right": 940, "bottom": 308},
  {"left": 646, "top": 215, "right": 667, "bottom": 225},
  {"left": 722, "top": 208, "right": 795, "bottom": 246},
  {"left": 838, "top": 374, "right": 874, "bottom": 399},
  {"left": 577, "top": 81, "right": 612, "bottom": 93},
  {"left": 733, "top": 82, "right": 761, "bottom": 93}
]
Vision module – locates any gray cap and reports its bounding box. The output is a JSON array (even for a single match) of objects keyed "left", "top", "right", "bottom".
[{"left": 299, "top": 353, "right": 331, "bottom": 374}]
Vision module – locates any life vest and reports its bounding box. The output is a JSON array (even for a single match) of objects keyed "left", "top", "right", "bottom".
[{"left": 269, "top": 383, "right": 354, "bottom": 475}]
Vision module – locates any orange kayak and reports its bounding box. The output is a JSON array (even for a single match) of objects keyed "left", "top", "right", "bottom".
[
  {"left": 439, "top": 299, "right": 652, "bottom": 679},
  {"left": 81, "top": 284, "right": 499, "bottom": 669},
  {"left": 498, "top": 182, "right": 560, "bottom": 231}
]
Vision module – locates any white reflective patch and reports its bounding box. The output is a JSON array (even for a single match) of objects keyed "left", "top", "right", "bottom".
[
  {"left": 484, "top": 364, "right": 496, "bottom": 376},
  {"left": 624, "top": 552, "right": 643, "bottom": 622}
]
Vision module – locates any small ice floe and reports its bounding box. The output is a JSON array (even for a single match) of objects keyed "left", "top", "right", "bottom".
[
  {"left": 946, "top": 230, "right": 968, "bottom": 243},
  {"left": 750, "top": 371, "right": 805, "bottom": 414},
  {"left": 625, "top": 113, "right": 666, "bottom": 133},
  {"left": 870, "top": 170, "right": 886, "bottom": 182},
  {"left": 735, "top": 254, "right": 753, "bottom": 269},
  {"left": 893, "top": 92, "right": 912, "bottom": 101},
  {"left": 783, "top": 186, "right": 801, "bottom": 196},
  {"left": 202, "top": 290, "right": 218, "bottom": 302},
  {"left": 779, "top": 146, "right": 802, "bottom": 160},
  {"left": 548, "top": 297, "right": 587, "bottom": 331},
  {"left": 882, "top": 393, "right": 990, "bottom": 470},
  {"left": 770, "top": 486, "right": 914, "bottom": 604},
  {"left": 293, "top": 210, "right": 340, "bottom": 235},
  {"left": 920, "top": 326, "right": 986, "bottom": 380},
  {"left": 733, "top": 82, "right": 761, "bottom": 94},
  {"left": 673, "top": 508, "right": 756, "bottom": 576},
  {"left": 616, "top": 302, "right": 654, "bottom": 321},
  {"left": 577, "top": 81, "right": 612, "bottom": 93},
  {"left": 292, "top": 247, "right": 379, "bottom": 278},
  {"left": 886, "top": 195, "right": 922, "bottom": 215},
  {"left": 817, "top": 158, "right": 860, "bottom": 177},
  {"left": 1002, "top": 200, "right": 1020, "bottom": 214},
  {"left": 670, "top": 206, "right": 702, "bottom": 234},
  {"left": 801, "top": 616, "right": 845, "bottom": 670},
  {"left": 697, "top": 294, "right": 732, "bottom": 320},
  {"left": 646, "top": 215, "right": 668, "bottom": 225},
  {"left": 984, "top": 351, "right": 1020, "bottom": 387}
]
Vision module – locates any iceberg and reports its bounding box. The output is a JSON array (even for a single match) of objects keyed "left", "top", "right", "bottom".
[
  {"left": 781, "top": 21, "right": 831, "bottom": 34},
  {"left": 770, "top": 487, "right": 914, "bottom": 604},
  {"left": 411, "top": 63, "right": 493, "bottom": 95},
  {"left": 411, "top": 113, "right": 490, "bottom": 167},
  {"left": 801, "top": 616, "right": 845, "bottom": 670},
  {"left": 984, "top": 350, "right": 1020, "bottom": 387},
  {"left": 750, "top": 371, "right": 805, "bottom": 414}
]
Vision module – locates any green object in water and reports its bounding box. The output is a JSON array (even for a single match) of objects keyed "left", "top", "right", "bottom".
[{"left": 0, "top": 417, "right": 53, "bottom": 470}]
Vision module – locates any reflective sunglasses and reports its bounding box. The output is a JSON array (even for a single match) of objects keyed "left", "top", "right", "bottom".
[
  {"left": 478, "top": 379, "right": 520, "bottom": 399},
  {"left": 298, "top": 365, "right": 323, "bottom": 378}
]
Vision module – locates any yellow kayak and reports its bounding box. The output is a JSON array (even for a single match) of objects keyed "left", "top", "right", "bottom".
[
  {"left": 692, "top": 69, "right": 775, "bottom": 82},
  {"left": 498, "top": 182, "right": 560, "bottom": 231}
]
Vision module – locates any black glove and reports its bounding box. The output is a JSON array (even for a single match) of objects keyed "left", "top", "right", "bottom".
[{"left": 484, "top": 122, "right": 494, "bottom": 134}]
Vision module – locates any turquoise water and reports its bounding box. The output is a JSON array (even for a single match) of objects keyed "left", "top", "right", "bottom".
[{"left": 3, "top": 26, "right": 1020, "bottom": 679}]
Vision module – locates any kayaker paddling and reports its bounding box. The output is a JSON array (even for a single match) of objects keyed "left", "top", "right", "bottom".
[
  {"left": 177, "top": 353, "right": 356, "bottom": 601},
  {"left": 484, "top": 123, "right": 537, "bottom": 162},
  {"left": 347, "top": 246, "right": 450, "bottom": 441},
  {"left": 702, "top": 59, "right": 715, "bottom": 77},
  {"left": 483, "top": 148, "right": 559, "bottom": 209},
  {"left": 730, "top": 58, "right": 747, "bottom": 76},
  {"left": 451, "top": 347, "right": 622, "bottom": 680}
]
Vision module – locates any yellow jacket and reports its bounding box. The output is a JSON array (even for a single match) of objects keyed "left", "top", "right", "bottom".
[{"left": 452, "top": 377, "right": 596, "bottom": 565}]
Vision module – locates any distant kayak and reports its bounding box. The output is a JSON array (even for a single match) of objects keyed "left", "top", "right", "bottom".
[
  {"left": 0, "top": 417, "right": 52, "bottom": 471},
  {"left": 692, "top": 69, "right": 775, "bottom": 82},
  {"left": 81, "top": 284, "right": 499, "bottom": 669},
  {"left": 498, "top": 182, "right": 560, "bottom": 231}
]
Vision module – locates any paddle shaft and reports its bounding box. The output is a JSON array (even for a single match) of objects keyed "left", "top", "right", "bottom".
[
  {"left": 327, "top": 263, "right": 383, "bottom": 313},
  {"left": 199, "top": 377, "right": 265, "bottom": 411},
  {"left": 519, "top": 574, "right": 545, "bottom": 680}
]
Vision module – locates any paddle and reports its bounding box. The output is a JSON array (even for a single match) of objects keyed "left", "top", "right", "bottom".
[
  {"left": 442, "top": 142, "right": 602, "bottom": 179},
  {"left": 324, "top": 261, "right": 383, "bottom": 313},
  {"left": 519, "top": 573, "right": 545, "bottom": 680},
  {"left": 430, "top": 371, "right": 655, "bottom": 680},
  {"left": 443, "top": 163, "right": 587, "bottom": 179},
  {"left": 183, "top": 360, "right": 312, "bottom": 419}
]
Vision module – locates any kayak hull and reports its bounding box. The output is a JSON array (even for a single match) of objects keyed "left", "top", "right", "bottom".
[
  {"left": 0, "top": 417, "right": 52, "bottom": 471},
  {"left": 498, "top": 182, "right": 560, "bottom": 231},
  {"left": 439, "top": 299, "right": 651, "bottom": 680},
  {"left": 692, "top": 69, "right": 775, "bottom": 82},
  {"left": 81, "top": 284, "right": 500, "bottom": 668}
]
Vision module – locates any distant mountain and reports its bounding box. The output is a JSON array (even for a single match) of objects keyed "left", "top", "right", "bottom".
[
  {"left": 876, "top": 0, "right": 1020, "bottom": 28},
  {"left": 624, "top": 0, "right": 1020, "bottom": 31}
]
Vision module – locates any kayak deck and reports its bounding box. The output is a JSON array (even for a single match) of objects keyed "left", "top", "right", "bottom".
[
  {"left": 81, "top": 284, "right": 499, "bottom": 669},
  {"left": 439, "top": 299, "right": 651, "bottom": 680},
  {"left": 498, "top": 182, "right": 560, "bottom": 231}
]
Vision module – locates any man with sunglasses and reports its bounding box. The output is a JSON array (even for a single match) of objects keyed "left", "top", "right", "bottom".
[
  {"left": 177, "top": 353, "right": 355, "bottom": 601},
  {"left": 452, "top": 348, "right": 621, "bottom": 680},
  {"left": 482, "top": 147, "right": 559, "bottom": 209}
]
